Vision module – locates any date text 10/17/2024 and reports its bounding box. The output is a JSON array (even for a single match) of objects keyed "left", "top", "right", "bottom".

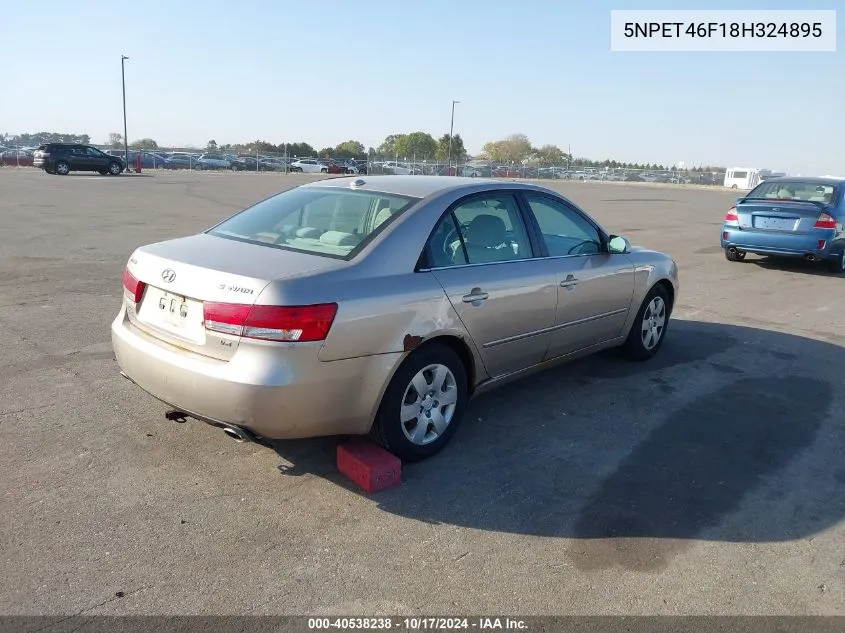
[
  {"left": 609, "top": 10, "right": 836, "bottom": 52},
  {"left": 307, "top": 617, "right": 528, "bottom": 630}
]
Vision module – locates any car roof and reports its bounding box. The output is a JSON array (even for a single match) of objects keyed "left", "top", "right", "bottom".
[
  {"left": 761, "top": 176, "right": 844, "bottom": 186},
  {"left": 303, "top": 175, "right": 547, "bottom": 198}
]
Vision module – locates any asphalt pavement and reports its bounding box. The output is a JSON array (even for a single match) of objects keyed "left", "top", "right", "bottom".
[{"left": 1, "top": 169, "right": 844, "bottom": 616}]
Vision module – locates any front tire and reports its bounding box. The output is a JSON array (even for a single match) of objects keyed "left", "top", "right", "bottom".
[
  {"left": 320, "top": 168, "right": 328, "bottom": 173},
  {"left": 370, "top": 343, "right": 468, "bottom": 462},
  {"left": 622, "top": 284, "right": 671, "bottom": 361},
  {"left": 107, "top": 162, "right": 121, "bottom": 175}
]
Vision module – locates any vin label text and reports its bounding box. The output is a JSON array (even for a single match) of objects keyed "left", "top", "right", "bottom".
[{"left": 610, "top": 10, "right": 836, "bottom": 51}]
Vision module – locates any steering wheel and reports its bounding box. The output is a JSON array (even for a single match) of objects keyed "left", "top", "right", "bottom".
[{"left": 567, "top": 240, "right": 598, "bottom": 255}]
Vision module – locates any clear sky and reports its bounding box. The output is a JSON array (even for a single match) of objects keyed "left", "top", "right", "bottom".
[{"left": 1, "top": 0, "right": 842, "bottom": 173}]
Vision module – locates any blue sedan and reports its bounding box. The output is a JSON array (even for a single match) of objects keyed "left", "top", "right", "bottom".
[{"left": 720, "top": 176, "right": 845, "bottom": 272}]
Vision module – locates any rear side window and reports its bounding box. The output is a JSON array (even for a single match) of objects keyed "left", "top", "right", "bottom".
[
  {"left": 748, "top": 181, "right": 837, "bottom": 205},
  {"left": 209, "top": 188, "right": 418, "bottom": 259}
]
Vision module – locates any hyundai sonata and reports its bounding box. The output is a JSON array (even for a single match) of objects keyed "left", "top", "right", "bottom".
[{"left": 112, "top": 176, "right": 679, "bottom": 461}]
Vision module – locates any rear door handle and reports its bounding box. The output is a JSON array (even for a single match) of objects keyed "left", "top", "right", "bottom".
[{"left": 462, "top": 289, "right": 489, "bottom": 303}]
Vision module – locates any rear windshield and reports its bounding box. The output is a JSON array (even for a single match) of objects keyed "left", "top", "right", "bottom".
[
  {"left": 208, "top": 187, "right": 419, "bottom": 259},
  {"left": 747, "top": 181, "right": 837, "bottom": 205}
]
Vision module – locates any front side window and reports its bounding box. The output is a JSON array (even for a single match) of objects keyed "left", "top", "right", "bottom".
[
  {"left": 209, "top": 188, "right": 418, "bottom": 259},
  {"left": 524, "top": 194, "right": 602, "bottom": 257}
]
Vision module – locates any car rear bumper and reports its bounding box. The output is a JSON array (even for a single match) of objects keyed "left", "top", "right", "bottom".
[
  {"left": 721, "top": 226, "right": 839, "bottom": 259},
  {"left": 111, "top": 306, "right": 401, "bottom": 440}
]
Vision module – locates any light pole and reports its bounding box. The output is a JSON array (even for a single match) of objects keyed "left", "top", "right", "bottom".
[
  {"left": 447, "top": 99, "right": 460, "bottom": 175},
  {"left": 121, "top": 55, "right": 130, "bottom": 172}
]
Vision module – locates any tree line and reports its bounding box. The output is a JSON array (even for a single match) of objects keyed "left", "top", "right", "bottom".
[{"left": 1, "top": 131, "right": 728, "bottom": 172}]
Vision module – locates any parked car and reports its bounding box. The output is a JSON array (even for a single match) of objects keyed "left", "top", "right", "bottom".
[
  {"left": 113, "top": 175, "right": 679, "bottom": 461},
  {"left": 440, "top": 165, "right": 484, "bottom": 177},
  {"left": 289, "top": 158, "right": 329, "bottom": 174},
  {"left": 493, "top": 167, "right": 523, "bottom": 178},
  {"left": 193, "top": 153, "right": 233, "bottom": 170},
  {"left": 382, "top": 161, "right": 412, "bottom": 175},
  {"left": 108, "top": 150, "right": 173, "bottom": 170},
  {"left": 259, "top": 158, "right": 288, "bottom": 172},
  {"left": 721, "top": 176, "right": 845, "bottom": 272},
  {"left": 0, "top": 149, "right": 34, "bottom": 167},
  {"left": 33, "top": 143, "right": 126, "bottom": 175},
  {"left": 337, "top": 159, "right": 365, "bottom": 174},
  {"left": 163, "top": 153, "right": 196, "bottom": 169}
]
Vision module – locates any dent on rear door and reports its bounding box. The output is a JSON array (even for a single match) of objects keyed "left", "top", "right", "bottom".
[{"left": 316, "top": 272, "right": 467, "bottom": 362}]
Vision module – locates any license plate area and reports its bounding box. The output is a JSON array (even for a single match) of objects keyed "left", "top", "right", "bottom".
[
  {"left": 137, "top": 287, "right": 206, "bottom": 344},
  {"left": 159, "top": 292, "right": 189, "bottom": 327},
  {"left": 753, "top": 216, "right": 796, "bottom": 231}
]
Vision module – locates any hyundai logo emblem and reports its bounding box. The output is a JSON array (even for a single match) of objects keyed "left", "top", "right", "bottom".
[{"left": 161, "top": 268, "right": 176, "bottom": 283}]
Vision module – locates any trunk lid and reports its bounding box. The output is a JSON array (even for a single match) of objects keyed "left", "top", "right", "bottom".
[
  {"left": 124, "top": 233, "right": 342, "bottom": 360},
  {"left": 735, "top": 199, "right": 830, "bottom": 234}
]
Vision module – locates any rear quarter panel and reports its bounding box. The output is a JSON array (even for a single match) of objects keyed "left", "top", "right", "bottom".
[{"left": 257, "top": 268, "right": 484, "bottom": 370}]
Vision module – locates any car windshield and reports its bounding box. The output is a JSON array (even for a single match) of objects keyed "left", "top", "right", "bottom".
[
  {"left": 208, "top": 187, "right": 419, "bottom": 259},
  {"left": 747, "top": 181, "right": 837, "bottom": 205}
]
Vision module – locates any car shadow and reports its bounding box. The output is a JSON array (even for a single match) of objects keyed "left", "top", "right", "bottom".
[
  {"left": 265, "top": 320, "right": 845, "bottom": 572},
  {"left": 747, "top": 255, "right": 842, "bottom": 277}
]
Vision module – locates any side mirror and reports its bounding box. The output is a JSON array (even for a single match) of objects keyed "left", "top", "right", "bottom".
[{"left": 607, "top": 235, "right": 631, "bottom": 254}]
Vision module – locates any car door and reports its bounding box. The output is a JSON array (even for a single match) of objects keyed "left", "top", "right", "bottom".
[
  {"left": 68, "top": 145, "right": 95, "bottom": 170},
  {"left": 520, "top": 192, "right": 636, "bottom": 359},
  {"left": 86, "top": 146, "right": 109, "bottom": 169},
  {"left": 427, "top": 192, "right": 559, "bottom": 378}
]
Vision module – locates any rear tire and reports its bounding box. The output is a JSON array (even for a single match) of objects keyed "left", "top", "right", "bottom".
[
  {"left": 370, "top": 343, "right": 468, "bottom": 462},
  {"left": 622, "top": 284, "right": 671, "bottom": 362},
  {"left": 828, "top": 251, "right": 845, "bottom": 274},
  {"left": 725, "top": 248, "right": 746, "bottom": 262},
  {"left": 55, "top": 161, "right": 70, "bottom": 175},
  {"left": 320, "top": 168, "right": 328, "bottom": 173}
]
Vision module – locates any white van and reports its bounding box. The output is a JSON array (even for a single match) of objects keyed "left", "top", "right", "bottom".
[{"left": 723, "top": 167, "right": 772, "bottom": 189}]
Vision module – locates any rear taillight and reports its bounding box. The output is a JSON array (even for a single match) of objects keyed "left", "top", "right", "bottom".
[
  {"left": 814, "top": 212, "right": 836, "bottom": 229},
  {"left": 203, "top": 302, "right": 338, "bottom": 342},
  {"left": 725, "top": 207, "right": 739, "bottom": 222},
  {"left": 122, "top": 268, "right": 147, "bottom": 304}
]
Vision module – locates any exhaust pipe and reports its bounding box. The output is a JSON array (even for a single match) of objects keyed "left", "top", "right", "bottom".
[
  {"left": 222, "top": 425, "right": 252, "bottom": 443},
  {"left": 805, "top": 253, "right": 817, "bottom": 261}
]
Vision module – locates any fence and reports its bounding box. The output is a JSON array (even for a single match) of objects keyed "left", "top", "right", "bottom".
[{"left": 0, "top": 143, "right": 728, "bottom": 186}]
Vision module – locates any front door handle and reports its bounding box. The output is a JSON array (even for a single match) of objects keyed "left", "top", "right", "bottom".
[
  {"left": 462, "top": 288, "right": 489, "bottom": 303},
  {"left": 560, "top": 274, "right": 579, "bottom": 288}
]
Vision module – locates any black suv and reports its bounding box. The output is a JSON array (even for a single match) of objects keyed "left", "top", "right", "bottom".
[{"left": 33, "top": 143, "right": 127, "bottom": 176}]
